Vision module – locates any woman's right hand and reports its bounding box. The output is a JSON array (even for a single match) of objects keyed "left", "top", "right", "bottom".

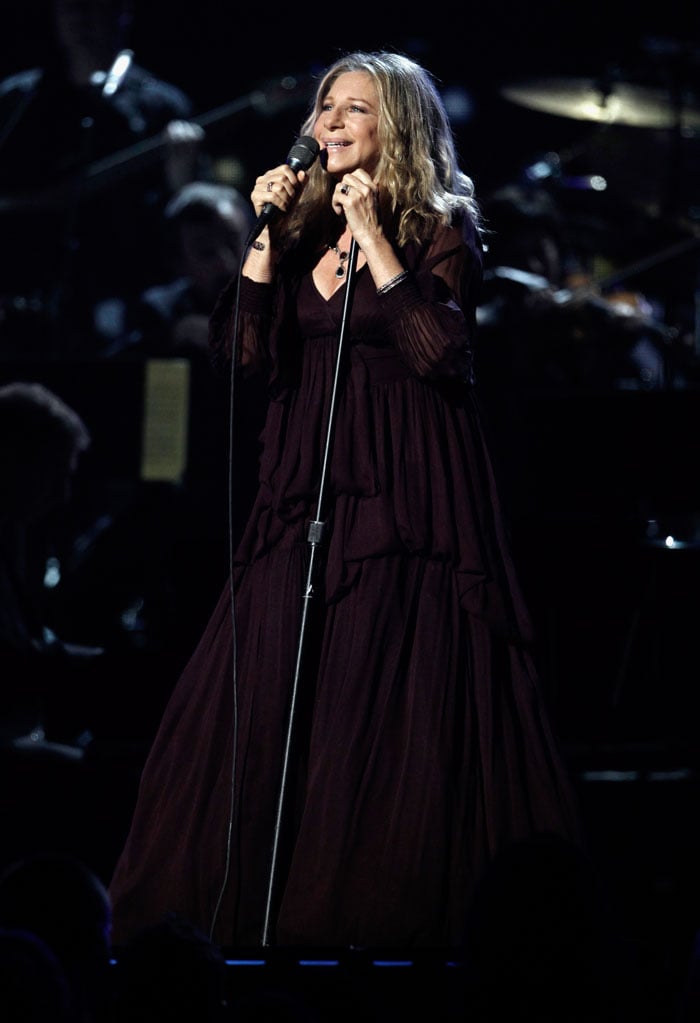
[
  {"left": 251, "top": 163, "right": 309, "bottom": 221},
  {"left": 245, "top": 161, "right": 310, "bottom": 282}
]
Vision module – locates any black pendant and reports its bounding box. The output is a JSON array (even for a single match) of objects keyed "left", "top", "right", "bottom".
[{"left": 330, "top": 245, "right": 348, "bottom": 280}]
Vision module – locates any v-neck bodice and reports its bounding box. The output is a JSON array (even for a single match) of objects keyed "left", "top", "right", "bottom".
[{"left": 297, "top": 261, "right": 389, "bottom": 343}]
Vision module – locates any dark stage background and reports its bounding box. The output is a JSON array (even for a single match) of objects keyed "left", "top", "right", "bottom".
[
  {"left": 3, "top": 1, "right": 698, "bottom": 179},
  {"left": 1, "top": 3, "right": 700, "bottom": 1020}
]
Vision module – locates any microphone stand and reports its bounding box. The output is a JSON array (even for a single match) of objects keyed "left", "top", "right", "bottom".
[{"left": 261, "top": 237, "right": 359, "bottom": 947}]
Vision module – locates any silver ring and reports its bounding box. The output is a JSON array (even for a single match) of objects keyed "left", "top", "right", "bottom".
[
  {"left": 266, "top": 181, "right": 273, "bottom": 192},
  {"left": 340, "top": 184, "right": 350, "bottom": 195}
]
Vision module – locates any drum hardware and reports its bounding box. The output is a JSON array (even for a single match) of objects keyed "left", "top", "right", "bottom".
[{"left": 500, "top": 76, "right": 700, "bottom": 130}]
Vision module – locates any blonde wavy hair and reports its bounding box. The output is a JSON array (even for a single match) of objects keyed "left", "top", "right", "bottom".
[{"left": 280, "top": 51, "right": 481, "bottom": 251}]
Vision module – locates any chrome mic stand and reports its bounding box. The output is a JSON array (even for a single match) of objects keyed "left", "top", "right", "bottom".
[{"left": 261, "top": 238, "right": 359, "bottom": 946}]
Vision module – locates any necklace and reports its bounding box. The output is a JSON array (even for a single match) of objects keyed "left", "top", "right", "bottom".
[{"left": 329, "top": 244, "right": 349, "bottom": 278}]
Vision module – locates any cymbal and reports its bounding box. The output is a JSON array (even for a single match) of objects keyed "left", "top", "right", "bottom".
[{"left": 501, "top": 77, "right": 700, "bottom": 129}]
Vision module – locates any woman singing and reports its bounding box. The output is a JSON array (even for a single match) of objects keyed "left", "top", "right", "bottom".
[{"left": 109, "top": 50, "right": 582, "bottom": 949}]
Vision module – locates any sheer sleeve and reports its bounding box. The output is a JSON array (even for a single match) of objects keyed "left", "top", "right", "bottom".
[
  {"left": 379, "top": 216, "right": 483, "bottom": 381},
  {"left": 208, "top": 275, "right": 274, "bottom": 376}
]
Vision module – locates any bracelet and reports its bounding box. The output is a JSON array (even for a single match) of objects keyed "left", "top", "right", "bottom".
[
  {"left": 376, "top": 270, "right": 408, "bottom": 295},
  {"left": 251, "top": 240, "right": 266, "bottom": 251}
]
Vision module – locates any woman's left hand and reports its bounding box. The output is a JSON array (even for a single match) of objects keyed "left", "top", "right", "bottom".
[{"left": 332, "top": 170, "right": 381, "bottom": 247}]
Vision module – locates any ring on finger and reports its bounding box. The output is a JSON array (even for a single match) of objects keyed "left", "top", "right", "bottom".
[
  {"left": 340, "top": 183, "right": 350, "bottom": 195},
  {"left": 266, "top": 181, "right": 273, "bottom": 192}
]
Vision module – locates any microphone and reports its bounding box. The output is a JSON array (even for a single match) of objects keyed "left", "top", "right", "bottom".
[{"left": 246, "top": 135, "right": 320, "bottom": 245}]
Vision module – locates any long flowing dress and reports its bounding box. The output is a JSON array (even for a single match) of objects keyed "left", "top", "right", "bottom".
[{"left": 108, "top": 214, "right": 583, "bottom": 949}]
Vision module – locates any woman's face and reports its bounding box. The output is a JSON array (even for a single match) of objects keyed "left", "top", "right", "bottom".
[{"left": 314, "top": 71, "right": 381, "bottom": 178}]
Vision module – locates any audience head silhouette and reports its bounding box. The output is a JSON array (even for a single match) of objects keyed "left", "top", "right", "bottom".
[
  {"left": 112, "top": 912, "right": 229, "bottom": 1023},
  {"left": 0, "top": 381, "right": 90, "bottom": 525},
  {"left": 0, "top": 853, "right": 112, "bottom": 1022},
  {"left": 0, "top": 926, "right": 76, "bottom": 1022}
]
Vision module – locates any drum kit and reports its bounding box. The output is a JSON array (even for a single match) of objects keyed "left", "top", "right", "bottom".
[{"left": 489, "top": 60, "right": 700, "bottom": 391}]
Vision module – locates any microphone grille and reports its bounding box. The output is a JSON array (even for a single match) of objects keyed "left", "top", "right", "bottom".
[{"left": 286, "top": 135, "right": 320, "bottom": 171}]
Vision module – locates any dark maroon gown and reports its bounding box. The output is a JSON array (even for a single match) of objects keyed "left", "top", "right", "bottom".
[{"left": 108, "top": 215, "right": 582, "bottom": 948}]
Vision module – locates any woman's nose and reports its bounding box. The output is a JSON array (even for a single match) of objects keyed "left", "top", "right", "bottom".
[{"left": 324, "top": 107, "right": 343, "bottom": 128}]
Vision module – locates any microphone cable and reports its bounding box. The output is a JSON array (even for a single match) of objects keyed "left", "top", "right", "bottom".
[{"left": 208, "top": 257, "right": 245, "bottom": 942}]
